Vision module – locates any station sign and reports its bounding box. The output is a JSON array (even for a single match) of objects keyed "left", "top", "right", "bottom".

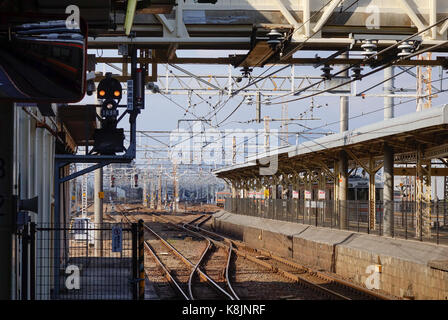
[
  {"left": 318, "top": 190, "right": 326, "bottom": 200},
  {"left": 112, "top": 226, "right": 123, "bottom": 253},
  {"left": 127, "top": 80, "right": 134, "bottom": 111},
  {"left": 292, "top": 191, "right": 299, "bottom": 199},
  {"left": 304, "top": 190, "right": 312, "bottom": 200}
]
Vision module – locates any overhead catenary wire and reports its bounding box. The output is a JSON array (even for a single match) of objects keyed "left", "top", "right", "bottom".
[
  {"left": 217, "top": 19, "right": 448, "bottom": 129},
  {"left": 230, "top": 0, "right": 346, "bottom": 97},
  {"left": 356, "top": 67, "right": 414, "bottom": 97},
  {"left": 168, "top": 1, "right": 365, "bottom": 129},
  {"left": 262, "top": 16, "right": 448, "bottom": 105},
  {"left": 163, "top": 75, "right": 448, "bottom": 157},
  {"left": 264, "top": 41, "right": 448, "bottom": 106},
  {"left": 198, "top": 0, "right": 347, "bottom": 127},
  {"left": 156, "top": 12, "right": 448, "bottom": 158},
  {"left": 219, "top": 87, "right": 448, "bottom": 158},
  {"left": 216, "top": 97, "right": 246, "bottom": 127}
]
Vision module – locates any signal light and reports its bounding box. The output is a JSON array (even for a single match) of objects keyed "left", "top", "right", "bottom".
[
  {"left": 111, "top": 175, "right": 115, "bottom": 188},
  {"left": 97, "top": 72, "right": 122, "bottom": 100},
  {"left": 93, "top": 73, "right": 125, "bottom": 155},
  {"left": 134, "top": 174, "right": 138, "bottom": 188}
]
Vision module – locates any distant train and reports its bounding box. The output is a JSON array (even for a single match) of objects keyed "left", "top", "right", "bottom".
[{"left": 216, "top": 192, "right": 232, "bottom": 207}]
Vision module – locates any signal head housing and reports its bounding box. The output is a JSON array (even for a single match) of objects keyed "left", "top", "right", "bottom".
[{"left": 97, "top": 73, "right": 122, "bottom": 100}]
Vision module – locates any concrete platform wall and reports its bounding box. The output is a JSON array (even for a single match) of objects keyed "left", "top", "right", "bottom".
[{"left": 211, "top": 211, "right": 448, "bottom": 300}]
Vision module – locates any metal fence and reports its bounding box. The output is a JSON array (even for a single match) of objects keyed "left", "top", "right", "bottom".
[
  {"left": 225, "top": 198, "right": 448, "bottom": 245},
  {"left": 25, "top": 220, "right": 143, "bottom": 300}
]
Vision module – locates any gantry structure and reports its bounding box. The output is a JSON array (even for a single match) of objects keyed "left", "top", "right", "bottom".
[{"left": 14, "top": 0, "right": 448, "bottom": 236}]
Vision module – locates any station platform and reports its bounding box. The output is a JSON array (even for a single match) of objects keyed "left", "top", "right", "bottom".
[{"left": 209, "top": 210, "right": 448, "bottom": 300}]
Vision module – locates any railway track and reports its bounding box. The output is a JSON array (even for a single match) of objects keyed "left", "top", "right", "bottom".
[
  {"left": 157, "top": 212, "right": 393, "bottom": 300},
  {"left": 152, "top": 215, "right": 323, "bottom": 300},
  {"left": 154, "top": 213, "right": 326, "bottom": 300},
  {"left": 118, "top": 206, "right": 238, "bottom": 300},
  {"left": 117, "top": 206, "right": 393, "bottom": 300},
  {"left": 186, "top": 217, "right": 394, "bottom": 300}
]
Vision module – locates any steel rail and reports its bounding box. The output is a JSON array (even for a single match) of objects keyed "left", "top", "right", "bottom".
[
  {"left": 188, "top": 224, "right": 351, "bottom": 300},
  {"left": 119, "top": 209, "right": 190, "bottom": 300},
  {"left": 183, "top": 213, "right": 216, "bottom": 300},
  {"left": 190, "top": 223, "right": 394, "bottom": 300},
  {"left": 119, "top": 207, "right": 395, "bottom": 300},
  {"left": 147, "top": 214, "right": 239, "bottom": 301},
  {"left": 224, "top": 242, "right": 240, "bottom": 301},
  {"left": 196, "top": 215, "right": 212, "bottom": 228},
  {"left": 181, "top": 215, "right": 239, "bottom": 300},
  {"left": 180, "top": 217, "right": 240, "bottom": 300},
  {"left": 144, "top": 219, "right": 235, "bottom": 300},
  {"left": 181, "top": 223, "right": 348, "bottom": 299},
  {"left": 143, "top": 241, "right": 190, "bottom": 300},
  {"left": 230, "top": 242, "right": 392, "bottom": 300},
  {"left": 187, "top": 239, "right": 212, "bottom": 300},
  {"left": 132, "top": 212, "right": 235, "bottom": 300}
]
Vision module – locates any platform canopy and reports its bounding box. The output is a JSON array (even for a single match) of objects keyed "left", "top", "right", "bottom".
[
  {"left": 5, "top": 0, "right": 448, "bottom": 66},
  {"left": 214, "top": 105, "right": 448, "bottom": 180}
]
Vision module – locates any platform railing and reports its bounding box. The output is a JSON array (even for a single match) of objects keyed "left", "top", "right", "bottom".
[{"left": 224, "top": 198, "right": 448, "bottom": 245}]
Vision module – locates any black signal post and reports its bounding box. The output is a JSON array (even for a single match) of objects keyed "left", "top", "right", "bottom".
[{"left": 52, "top": 46, "right": 147, "bottom": 296}]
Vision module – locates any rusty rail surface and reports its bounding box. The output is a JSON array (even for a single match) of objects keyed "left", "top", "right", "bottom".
[
  {"left": 120, "top": 208, "right": 235, "bottom": 300},
  {"left": 185, "top": 220, "right": 394, "bottom": 300}
]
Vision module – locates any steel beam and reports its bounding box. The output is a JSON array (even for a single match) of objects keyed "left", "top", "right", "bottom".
[
  {"left": 398, "top": 0, "right": 426, "bottom": 32},
  {"left": 395, "top": 167, "right": 448, "bottom": 176},
  {"left": 312, "top": 0, "right": 343, "bottom": 33}
]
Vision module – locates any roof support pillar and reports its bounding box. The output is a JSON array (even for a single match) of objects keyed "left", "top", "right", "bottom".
[
  {"left": 416, "top": 146, "right": 432, "bottom": 239},
  {"left": 333, "top": 160, "right": 339, "bottom": 224},
  {"left": 318, "top": 170, "right": 326, "bottom": 224},
  {"left": 230, "top": 179, "right": 238, "bottom": 199},
  {"left": 368, "top": 157, "right": 377, "bottom": 231},
  {"left": 339, "top": 151, "right": 348, "bottom": 229},
  {"left": 383, "top": 143, "right": 395, "bottom": 237}
]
